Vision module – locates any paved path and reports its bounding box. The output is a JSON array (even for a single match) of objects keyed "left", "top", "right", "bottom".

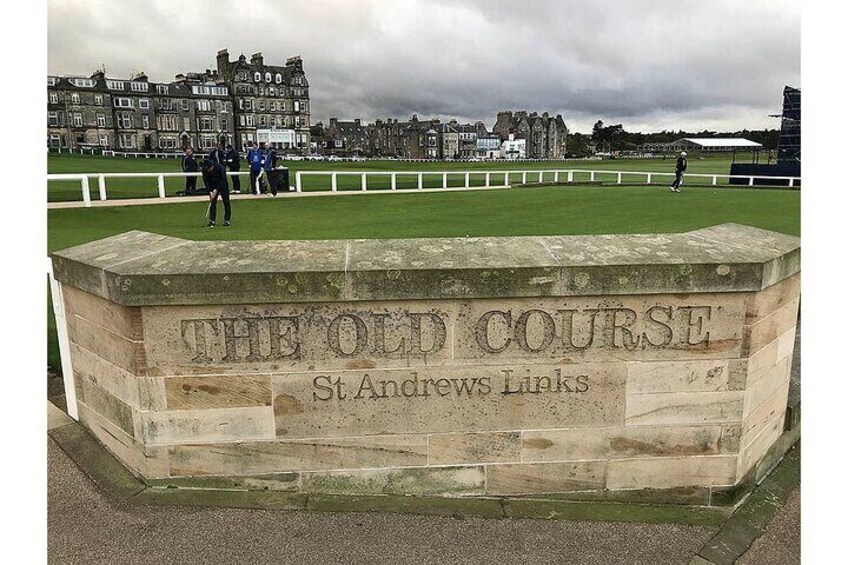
[
  {"left": 737, "top": 487, "right": 801, "bottom": 565},
  {"left": 49, "top": 437, "right": 715, "bottom": 565}
]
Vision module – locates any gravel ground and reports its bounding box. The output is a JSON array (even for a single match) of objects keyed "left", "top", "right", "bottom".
[
  {"left": 48, "top": 438, "right": 715, "bottom": 565},
  {"left": 737, "top": 487, "right": 801, "bottom": 565}
]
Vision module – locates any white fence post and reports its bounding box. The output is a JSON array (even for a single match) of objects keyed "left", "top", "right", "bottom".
[
  {"left": 418, "top": 172, "right": 423, "bottom": 190},
  {"left": 464, "top": 172, "right": 470, "bottom": 188},
  {"left": 749, "top": 176, "right": 755, "bottom": 187},
  {"left": 296, "top": 171, "right": 302, "bottom": 192},
  {"left": 331, "top": 172, "right": 338, "bottom": 192},
  {"left": 48, "top": 261, "right": 78, "bottom": 420},
  {"left": 157, "top": 174, "right": 166, "bottom": 199},
  {"left": 391, "top": 173, "right": 397, "bottom": 190},
  {"left": 590, "top": 171, "right": 595, "bottom": 182},
  {"left": 81, "top": 176, "right": 91, "bottom": 207},
  {"left": 712, "top": 175, "right": 718, "bottom": 186},
  {"left": 789, "top": 178, "right": 794, "bottom": 188},
  {"left": 538, "top": 171, "right": 543, "bottom": 183},
  {"left": 567, "top": 170, "right": 573, "bottom": 183},
  {"left": 98, "top": 174, "right": 107, "bottom": 200},
  {"left": 485, "top": 172, "right": 491, "bottom": 187},
  {"left": 554, "top": 171, "right": 560, "bottom": 183},
  {"left": 646, "top": 173, "right": 652, "bottom": 184},
  {"left": 522, "top": 171, "right": 527, "bottom": 184},
  {"left": 361, "top": 173, "right": 367, "bottom": 191},
  {"left": 616, "top": 172, "right": 622, "bottom": 185},
  {"left": 442, "top": 172, "right": 448, "bottom": 189}
]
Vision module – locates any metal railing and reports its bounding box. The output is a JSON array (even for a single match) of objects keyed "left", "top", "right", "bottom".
[{"left": 47, "top": 168, "right": 801, "bottom": 207}]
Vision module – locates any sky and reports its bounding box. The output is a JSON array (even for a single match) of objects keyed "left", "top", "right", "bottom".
[{"left": 47, "top": 0, "right": 800, "bottom": 134}]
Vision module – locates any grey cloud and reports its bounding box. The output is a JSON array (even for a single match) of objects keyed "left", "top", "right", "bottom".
[{"left": 48, "top": 0, "right": 799, "bottom": 132}]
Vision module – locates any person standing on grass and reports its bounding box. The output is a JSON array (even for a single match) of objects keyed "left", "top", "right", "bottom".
[
  {"left": 202, "top": 159, "right": 231, "bottom": 227},
  {"left": 224, "top": 144, "right": 241, "bottom": 194},
  {"left": 669, "top": 151, "right": 687, "bottom": 192},
  {"left": 264, "top": 144, "right": 279, "bottom": 196},
  {"left": 247, "top": 141, "right": 266, "bottom": 195},
  {"left": 182, "top": 147, "right": 199, "bottom": 193},
  {"left": 208, "top": 142, "right": 225, "bottom": 165}
]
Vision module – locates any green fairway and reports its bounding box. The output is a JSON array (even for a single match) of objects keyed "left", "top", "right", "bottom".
[{"left": 47, "top": 153, "right": 764, "bottom": 202}]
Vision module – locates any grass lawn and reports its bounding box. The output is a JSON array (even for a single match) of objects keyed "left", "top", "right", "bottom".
[
  {"left": 46, "top": 182, "right": 799, "bottom": 375},
  {"left": 47, "top": 153, "right": 763, "bottom": 201}
]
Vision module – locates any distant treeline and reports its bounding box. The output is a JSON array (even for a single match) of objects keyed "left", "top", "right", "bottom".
[{"left": 566, "top": 121, "right": 781, "bottom": 155}]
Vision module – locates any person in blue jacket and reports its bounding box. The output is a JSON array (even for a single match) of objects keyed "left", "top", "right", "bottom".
[
  {"left": 264, "top": 144, "right": 279, "bottom": 196},
  {"left": 247, "top": 141, "right": 267, "bottom": 195}
]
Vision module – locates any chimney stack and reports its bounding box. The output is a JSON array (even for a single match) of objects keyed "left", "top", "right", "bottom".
[{"left": 251, "top": 52, "right": 264, "bottom": 66}]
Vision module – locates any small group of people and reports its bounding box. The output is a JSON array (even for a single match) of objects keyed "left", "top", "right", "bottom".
[{"left": 180, "top": 141, "right": 288, "bottom": 227}]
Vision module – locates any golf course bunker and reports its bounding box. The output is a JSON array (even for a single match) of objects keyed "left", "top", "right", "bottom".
[{"left": 50, "top": 223, "right": 799, "bottom": 500}]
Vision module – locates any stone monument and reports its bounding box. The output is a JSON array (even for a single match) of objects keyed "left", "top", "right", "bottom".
[{"left": 50, "top": 223, "right": 799, "bottom": 500}]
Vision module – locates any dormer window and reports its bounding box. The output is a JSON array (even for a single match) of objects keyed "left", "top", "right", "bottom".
[
  {"left": 275, "top": 73, "right": 282, "bottom": 84},
  {"left": 264, "top": 72, "right": 272, "bottom": 83},
  {"left": 253, "top": 72, "right": 261, "bottom": 82}
]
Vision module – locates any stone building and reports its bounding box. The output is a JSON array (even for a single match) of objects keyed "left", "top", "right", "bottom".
[
  {"left": 492, "top": 110, "right": 568, "bottom": 159},
  {"left": 215, "top": 50, "right": 311, "bottom": 152},
  {"left": 321, "top": 118, "right": 372, "bottom": 157},
  {"left": 371, "top": 118, "right": 404, "bottom": 157},
  {"left": 47, "top": 48, "right": 309, "bottom": 153}
]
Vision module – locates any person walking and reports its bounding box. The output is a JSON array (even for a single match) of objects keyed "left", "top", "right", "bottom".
[
  {"left": 182, "top": 148, "right": 199, "bottom": 194},
  {"left": 201, "top": 159, "right": 232, "bottom": 227},
  {"left": 247, "top": 141, "right": 266, "bottom": 195},
  {"left": 669, "top": 151, "right": 687, "bottom": 192},
  {"left": 224, "top": 144, "right": 241, "bottom": 194},
  {"left": 264, "top": 144, "right": 279, "bottom": 196}
]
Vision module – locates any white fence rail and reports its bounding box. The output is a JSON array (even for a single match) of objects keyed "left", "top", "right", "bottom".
[
  {"left": 47, "top": 259, "right": 78, "bottom": 420},
  {"left": 48, "top": 169, "right": 801, "bottom": 207}
]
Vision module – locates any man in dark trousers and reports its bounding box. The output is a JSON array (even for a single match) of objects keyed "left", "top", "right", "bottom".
[
  {"left": 264, "top": 144, "right": 279, "bottom": 196},
  {"left": 224, "top": 144, "right": 241, "bottom": 193},
  {"left": 202, "top": 159, "right": 231, "bottom": 227},
  {"left": 208, "top": 142, "right": 225, "bottom": 165},
  {"left": 669, "top": 151, "right": 687, "bottom": 192},
  {"left": 247, "top": 141, "right": 266, "bottom": 195},
  {"left": 182, "top": 148, "right": 199, "bottom": 194}
]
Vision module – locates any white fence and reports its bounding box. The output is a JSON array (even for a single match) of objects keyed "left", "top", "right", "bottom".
[
  {"left": 47, "top": 259, "right": 78, "bottom": 420},
  {"left": 47, "top": 168, "right": 801, "bottom": 207}
]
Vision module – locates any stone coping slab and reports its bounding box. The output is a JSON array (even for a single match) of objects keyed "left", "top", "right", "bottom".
[{"left": 51, "top": 224, "right": 800, "bottom": 306}]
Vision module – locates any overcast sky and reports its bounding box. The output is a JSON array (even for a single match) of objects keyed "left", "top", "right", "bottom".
[{"left": 47, "top": 0, "right": 800, "bottom": 133}]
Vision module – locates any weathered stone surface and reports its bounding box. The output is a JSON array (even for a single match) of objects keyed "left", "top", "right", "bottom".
[
  {"left": 627, "top": 359, "right": 747, "bottom": 395},
  {"left": 521, "top": 425, "right": 739, "bottom": 462},
  {"left": 743, "top": 357, "right": 791, "bottom": 418},
  {"left": 169, "top": 435, "right": 428, "bottom": 476},
  {"left": 139, "top": 406, "right": 275, "bottom": 445},
  {"left": 486, "top": 461, "right": 606, "bottom": 495},
  {"left": 625, "top": 391, "right": 744, "bottom": 426},
  {"left": 302, "top": 466, "right": 485, "bottom": 496},
  {"left": 271, "top": 364, "right": 626, "bottom": 439},
  {"left": 140, "top": 301, "right": 456, "bottom": 376},
  {"left": 63, "top": 285, "right": 142, "bottom": 340},
  {"left": 70, "top": 343, "right": 141, "bottom": 408},
  {"left": 66, "top": 314, "right": 146, "bottom": 376},
  {"left": 607, "top": 456, "right": 737, "bottom": 489},
  {"left": 164, "top": 375, "right": 273, "bottom": 411},
  {"left": 76, "top": 375, "right": 136, "bottom": 436},
  {"left": 744, "top": 297, "right": 800, "bottom": 356},
  {"left": 745, "top": 273, "right": 800, "bottom": 324},
  {"left": 742, "top": 380, "right": 790, "bottom": 441},
  {"left": 428, "top": 432, "right": 521, "bottom": 465},
  {"left": 77, "top": 401, "right": 169, "bottom": 478},
  {"left": 51, "top": 224, "right": 800, "bottom": 305},
  {"left": 454, "top": 293, "right": 746, "bottom": 365},
  {"left": 737, "top": 409, "right": 785, "bottom": 479}
]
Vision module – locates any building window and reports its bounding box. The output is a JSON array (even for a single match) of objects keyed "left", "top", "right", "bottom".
[
  {"left": 158, "top": 114, "right": 177, "bottom": 131},
  {"left": 93, "top": 94, "right": 102, "bottom": 105},
  {"left": 49, "top": 92, "right": 58, "bottom": 104},
  {"left": 119, "top": 113, "right": 132, "bottom": 128},
  {"left": 119, "top": 133, "right": 135, "bottom": 148},
  {"left": 259, "top": 116, "right": 267, "bottom": 127},
  {"left": 264, "top": 72, "right": 272, "bottom": 83},
  {"left": 244, "top": 100, "right": 253, "bottom": 111},
  {"left": 139, "top": 98, "right": 150, "bottom": 109},
  {"left": 254, "top": 72, "right": 261, "bottom": 82},
  {"left": 301, "top": 101, "right": 308, "bottom": 113},
  {"left": 114, "top": 97, "right": 133, "bottom": 108},
  {"left": 268, "top": 87, "right": 275, "bottom": 97},
  {"left": 183, "top": 117, "right": 191, "bottom": 131},
  {"left": 293, "top": 100, "right": 300, "bottom": 113},
  {"left": 47, "top": 112, "right": 59, "bottom": 126},
  {"left": 69, "top": 78, "right": 95, "bottom": 88},
  {"left": 96, "top": 113, "right": 106, "bottom": 127},
  {"left": 275, "top": 73, "right": 282, "bottom": 84},
  {"left": 196, "top": 99, "right": 211, "bottom": 112},
  {"left": 142, "top": 115, "right": 149, "bottom": 129},
  {"left": 157, "top": 85, "right": 170, "bottom": 95},
  {"left": 279, "top": 100, "right": 286, "bottom": 112},
  {"left": 159, "top": 98, "right": 173, "bottom": 111},
  {"left": 130, "top": 82, "right": 149, "bottom": 92},
  {"left": 182, "top": 99, "right": 189, "bottom": 111},
  {"left": 107, "top": 80, "right": 124, "bottom": 90},
  {"left": 159, "top": 136, "right": 177, "bottom": 149},
  {"left": 198, "top": 116, "right": 213, "bottom": 131},
  {"left": 71, "top": 93, "right": 80, "bottom": 104},
  {"left": 47, "top": 77, "right": 58, "bottom": 86},
  {"left": 238, "top": 72, "right": 247, "bottom": 81},
  {"left": 72, "top": 113, "right": 83, "bottom": 127},
  {"left": 259, "top": 100, "right": 266, "bottom": 111},
  {"left": 246, "top": 115, "right": 255, "bottom": 127},
  {"left": 49, "top": 134, "right": 62, "bottom": 147},
  {"left": 99, "top": 134, "right": 109, "bottom": 147}
]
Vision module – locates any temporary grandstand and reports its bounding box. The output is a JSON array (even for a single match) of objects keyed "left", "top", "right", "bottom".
[{"left": 639, "top": 138, "right": 763, "bottom": 154}]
